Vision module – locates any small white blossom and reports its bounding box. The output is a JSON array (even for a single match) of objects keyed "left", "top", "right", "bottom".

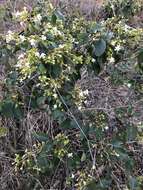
[
  {"left": 111, "top": 41, "right": 116, "bottom": 46},
  {"left": 79, "top": 91, "right": 84, "bottom": 97},
  {"left": 58, "top": 44, "right": 65, "bottom": 49},
  {"left": 115, "top": 153, "right": 120, "bottom": 157},
  {"left": 53, "top": 93, "right": 58, "bottom": 98},
  {"left": 115, "top": 45, "right": 122, "bottom": 52},
  {"left": 34, "top": 14, "right": 42, "bottom": 23},
  {"left": 30, "top": 39, "right": 37, "bottom": 47},
  {"left": 71, "top": 174, "right": 75, "bottom": 179},
  {"left": 6, "top": 30, "right": 14, "bottom": 43},
  {"left": 92, "top": 164, "right": 96, "bottom": 170},
  {"left": 83, "top": 89, "right": 89, "bottom": 96},
  {"left": 109, "top": 57, "right": 115, "bottom": 63},
  {"left": 91, "top": 58, "right": 95, "bottom": 62},
  {"left": 54, "top": 104, "right": 57, "bottom": 109},
  {"left": 23, "top": 7, "right": 27, "bottom": 11},
  {"left": 18, "top": 53, "right": 25, "bottom": 60},
  {"left": 41, "top": 35, "right": 46, "bottom": 41},
  {"left": 35, "top": 52, "right": 46, "bottom": 59},
  {"left": 19, "top": 35, "right": 26, "bottom": 42},
  {"left": 111, "top": 4, "right": 114, "bottom": 9},
  {"left": 25, "top": 62, "right": 30, "bottom": 67},
  {"left": 127, "top": 83, "right": 131, "bottom": 88},
  {"left": 67, "top": 153, "right": 73, "bottom": 158},
  {"left": 14, "top": 11, "right": 21, "bottom": 18},
  {"left": 8, "top": 30, "right": 13, "bottom": 34},
  {"left": 35, "top": 51, "right": 40, "bottom": 57},
  {"left": 105, "top": 126, "right": 109, "bottom": 130},
  {"left": 40, "top": 53, "right": 46, "bottom": 59},
  {"left": 78, "top": 105, "right": 82, "bottom": 110},
  {"left": 124, "top": 24, "right": 132, "bottom": 32},
  {"left": 20, "top": 21, "right": 25, "bottom": 26},
  {"left": 84, "top": 100, "right": 88, "bottom": 105}
]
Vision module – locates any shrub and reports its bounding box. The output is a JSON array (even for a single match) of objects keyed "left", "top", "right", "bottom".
[{"left": 0, "top": 1, "right": 143, "bottom": 189}]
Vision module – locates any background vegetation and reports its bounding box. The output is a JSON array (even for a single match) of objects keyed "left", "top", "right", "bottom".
[{"left": 0, "top": 0, "right": 143, "bottom": 189}]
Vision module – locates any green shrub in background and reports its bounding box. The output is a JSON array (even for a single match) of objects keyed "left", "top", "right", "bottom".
[
  {"left": 104, "top": 0, "right": 143, "bottom": 19},
  {"left": 0, "top": 1, "right": 143, "bottom": 189}
]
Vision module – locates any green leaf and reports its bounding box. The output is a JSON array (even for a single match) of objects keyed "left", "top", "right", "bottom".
[
  {"left": 13, "top": 104, "right": 23, "bottom": 119},
  {"left": 32, "top": 132, "right": 49, "bottom": 142},
  {"left": 0, "top": 101, "right": 14, "bottom": 118},
  {"left": 84, "top": 180, "right": 97, "bottom": 190},
  {"left": 137, "top": 49, "right": 143, "bottom": 70},
  {"left": 61, "top": 119, "right": 75, "bottom": 130},
  {"left": 51, "top": 13, "right": 57, "bottom": 25},
  {"left": 37, "top": 96, "right": 46, "bottom": 106},
  {"left": 52, "top": 110, "right": 64, "bottom": 121},
  {"left": 49, "top": 64, "right": 62, "bottom": 78},
  {"left": 115, "top": 147, "right": 128, "bottom": 161},
  {"left": 93, "top": 39, "right": 106, "bottom": 57},
  {"left": 52, "top": 10, "right": 64, "bottom": 25},
  {"left": 36, "top": 152, "right": 53, "bottom": 173},
  {"left": 99, "top": 178, "right": 112, "bottom": 189},
  {"left": 89, "top": 23, "right": 102, "bottom": 33},
  {"left": 81, "top": 152, "right": 86, "bottom": 162},
  {"left": 111, "top": 140, "right": 123, "bottom": 148},
  {"left": 42, "top": 142, "right": 53, "bottom": 153},
  {"left": 125, "top": 158, "right": 135, "bottom": 172},
  {"left": 126, "top": 125, "right": 137, "bottom": 141},
  {"left": 0, "top": 127, "right": 8, "bottom": 137},
  {"left": 92, "top": 61, "right": 101, "bottom": 75},
  {"left": 54, "top": 10, "right": 65, "bottom": 21},
  {"left": 0, "top": 100, "right": 23, "bottom": 119},
  {"left": 38, "top": 64, "right": 46, "bottom": 74},
  {"left": 129, "top": 176, "right": 137, "bottom": 190}
]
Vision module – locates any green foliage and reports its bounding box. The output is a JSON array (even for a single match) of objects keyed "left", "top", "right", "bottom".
[
  {"left": 104, "top": 0, "right": 143, "bottom": 18},
  {"left": 1, "top": 1, "right": 143, "bottom": 189}
]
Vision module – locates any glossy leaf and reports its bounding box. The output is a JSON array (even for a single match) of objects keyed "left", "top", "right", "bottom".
[{"left": 93, "top": 39, "right": 106, "bottom": 57}]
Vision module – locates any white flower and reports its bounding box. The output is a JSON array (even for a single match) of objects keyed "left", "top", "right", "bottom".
[
  {"left": 91, "top": 58, "right": 95, "bottom": 62},
  {"left": 8, "top": 30, "right": 13, "bottom": 34},
  {"left": 92, "top": 164, "right": 96, "bottom": 170},
  {"left": 78, "top": 105, "right": 82, "bottom": 110},
  {"left": 111, "top": 41, "right": 116, "bottom": 46},
  {"left": 20, "top": 21, "right": 24, "bottom": 26},
  {"left": 109, "top": 57, "right": 115, "bottom": 63},
  {"left": 111, "top": 4, "right": 114, "bottom": 9},
  {"left": 115, "top": 45, "right": 122, "bottom": 52},
  {"left": 58, "top": 44, "right": 65, "bottom": 49},
  {"left": 127, "top": 83, "right": 131, "bottom": 88},
  {"left": 18, "top": 53, "right": 25, "bottom": 60},
  {"left": 54, "top": 104, "right": 57, "bottom": 109},
  {"left": 30, "top": 39, "right": 37, "bottom": 47},
  {"left": 25, "top": 62, "right": 30, "bottom": 67},
  {"left": 35, "top": 52, "right": 46, "bottom": 59},
  {"left": 115, "top": 153, "right": 120, "bottom": 157},
  {"left": 6, "top": 30, "right": 14, "bottom": 43},
  {"left": 23, "top": 7, "right": 27, "bottom": 11},
  {"left": 71, "top": 174, "right": 75, "bottom": 179},
  {"left": 41, "top": 35, "right": 46, "bottom": 41},
  {"left": 14, "top": 11, "right": 21, "bottom": 18},
  {"left": 53, "top": 93, "right": 58, "bottom": 98},
  {"left": 34, "top": 14, "right": 42, "bottom": 23},
  {"left": 40, "top": 53, "right": 46, "bottom": 59},
  {"left": 105, "top": 126, "right": 109, "bottom": 130},
  {"left": 124, "top": 24, "right": 132, "bottom": 32},
  {"left": 19, "top": 35, "right": 26, "bottom": 42},
  {"left": 35, "top": 51, "right": 40, "bottom": 57},
  {"left": 67, "top": 153, "right": 73, "bottom": 158},
  {"left": 79, "top": 91, "right": 84, "bottom": 97},
  {"left": 83, "top": 89, "right": 89, "bottom": 96}
]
